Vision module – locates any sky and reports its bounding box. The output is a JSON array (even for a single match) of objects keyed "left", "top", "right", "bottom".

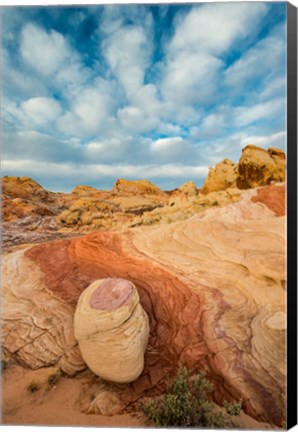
[{"left": 1, "top": 2, "right": 287, "bottom": 192}]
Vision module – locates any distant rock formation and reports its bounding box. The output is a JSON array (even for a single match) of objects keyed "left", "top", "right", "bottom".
[
  {"left": 1, "top": 144, "right": 286, "bottom": 249},
  {"left": 237, "top": 145, "right": 286, "bottom": 189},
  {"left": 201, "top": 145, "right": 286, "bottom": 195},
  {"left": 2, "top": 176, "right": 58, "bottom": 223},
  {"left": 74, "top": 278, "right": 149, "bottom": 383},
  {"left": 2, "top": 176, "right": 49, "bottom": 201},
  {"left": 177, "top": 180, "right": 198, "bottom": 197},
  {"left": 200, "top": 159, "right": 238, "bottom": 194},
  {"left": 57, "top": 198, "right": 119, "bottom": 227},
  {"left": 113, "top": 179, "right": 163, "bottom": 196},
  {"left": 72, "top": 185, "right": 100, "bottom": 195}
]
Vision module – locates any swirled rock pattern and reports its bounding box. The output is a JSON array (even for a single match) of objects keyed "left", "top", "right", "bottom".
[
  {"left": 2, "top": 183, "right": 286, "bottom": 425},
  {"left": 1, "top": 249, "right": 85, "bottom": 374},
  {"left": 74, "top": 278, "right": 149, "bottom": 383}
]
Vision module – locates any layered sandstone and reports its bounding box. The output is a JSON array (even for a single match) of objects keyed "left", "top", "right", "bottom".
[
  {"left": 74, "top": 278, "right": 149, "bottom": 383},
  {"left": 2, "top": 183, "right": 286, "bottom": 425},
  {"left": 113, "top": 179, "right": 163, "bottom": 196},
  {"left": 2, "top": 176, "right": 49, "bottom": 201},
  {"left": 72, "top": 185, "right": 100, "bottom": 195},
  {"left": 1, "top": 248, "right": 85, "bottom": 374}
]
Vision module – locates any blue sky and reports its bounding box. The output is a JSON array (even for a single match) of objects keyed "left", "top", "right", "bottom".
[{"left": 1, "top": 2, "right": 287, "bottom": 192}]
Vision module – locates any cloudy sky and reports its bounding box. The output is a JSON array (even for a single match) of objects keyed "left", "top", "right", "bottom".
[{"left": 2, "top": 2, "right": 286, "bottom": 192}]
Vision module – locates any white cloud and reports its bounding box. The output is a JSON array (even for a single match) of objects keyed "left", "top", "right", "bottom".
[
  {"left": 21, "top": 97, "right": 62, "bottom": 126},
  {"left": 170, "top": 3, "right": 268, "bottom": 56},
  {"left": 102, "top": 25, "right": 151, "bottom": 99},
  {"left": 2, "top": 48, "right": 48, "bottom": 98},
  {"left": 151, "top": 136, "right": 183, "bottom": 152},
  {"left": 57, "top": 78, "right": 115, "bottom": 137},
  {"left": 224, "top": 24, "right": 286, "bottom": 88},
  {"left": 2, "top": 129, "right": 83, "bottom": 164},
  {"left": 2, "top": 4, "right": 286, "bottom": 192},
  {"left": 20, "top": 24, "right": 70, "bottom": 75},
  {"left": 258, "top": 76, "right": 286, "bottom": 102},
  {"left": 117, "top": 105, "right": 159, "bottom": 133},
  {"left": 84, "top": 137, "right": 132, "bottom": 161},
  {"left": 161, "top": 2, "right": 269, "bottom": 109},
  {"left": 162, "top": 52, "right": 223, "bottom": 105},
  {"left": 158, "top": 122, "right": 182, "bottom": 135},
  {"left": 235, "top": 97, "right": 285, "bottom": 126},
  {"left": 150, "top": 136, "right": 199, "bottom": 163},
  {"left": 132, "top": 84, "right": 161, "bottom": 116}
]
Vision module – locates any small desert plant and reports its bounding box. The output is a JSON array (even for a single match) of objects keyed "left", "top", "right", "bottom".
[
  {"left": 142, "top": 367, "right": 242, "bottom": 428},
  {"left": 47, "top": 370, "right": 62, "bottom": 387},
  {"left": 223, "top": 399, "right": 243, "bottom": 416},
  {"left": 27, "top": 380, "right": 41, "bottom": 393}
]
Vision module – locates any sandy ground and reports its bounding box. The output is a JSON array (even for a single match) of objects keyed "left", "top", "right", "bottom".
[
  {"left": 1, "top": 363, "right": 278, "bottom": 429},
  {"left": 1, "top": 364, "right": 146, "bottom": 427}
]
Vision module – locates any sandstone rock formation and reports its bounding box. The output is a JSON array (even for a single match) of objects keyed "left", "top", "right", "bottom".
[
  {"left": 177, "top": 180, "right": 198, "bottom": 197},
  {"left": 129, "top": 188, "right": 242, "bottom": 227},
  {"left": 113, "top": 179, "right": 163, "bottom": 196},
  {"left": 57, "top": 199, "right": 120, "bottom": 228},
  {"left": 1, "top": 248, "right": 85, "bottom": 374},
  {"left": 72, "top": 185, "right": 100, "bottom": 195},
  {"left": 237, "top": 145, "right": 286, "bottom": 189},
  {"left": 2, "top": 145, "right": 286, "bottom": 248},
  {"left": 2, "top": 195, "right": 56, "bottom": 222},
  {"left": 2, "top": 183, "right": 286, "bottom": 426},
  {"left": 2, "top": 176, "right": 49, "bottom": 201},
  {"left": 200, "top": 159, "right": 238, "bottom": 194},
  {"left": 74, "top": 278, "right": 149, "bottom": 383}
]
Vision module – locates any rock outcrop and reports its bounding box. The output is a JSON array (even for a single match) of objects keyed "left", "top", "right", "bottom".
[
  {"left": 1, "top": 248, "right": 85, "bottom": 374},
  {"left": 200, "top": 159, "right": 238, "bottom": 194},
  {"left": 72, "top": 185, "right": 100, "bottom": 195},
  {"left": 2, "top": 145, "right": 286, "bottom": 247},
  {"left": 177, "top": 180, "right": 198, "bottom": 197},
  {"left": 2, "top": 176, "right": 49, "bottom": 201},
  {"left": 2, "top": 196, "right": 56, "bottom": 222},
  {"left": 57, "top": 199, "right": 120, "bottom": 228},
  {"left": 113, "top": 179, "right": 163, "bottom": 196},
  {"left": 237, "top": 145, "right": 286, "bottom": 189},
  {"left": 200, "top": 145, "right": 286, "bottom": 195},
  {"left": 74, "top": 278, "right": 149, "bottom": 383},
  {"left": 129, "top": 188, "right": 242, "bottom": 227},
  {"left": 2, "top": 183, "right": 286, "bottom": 425}
]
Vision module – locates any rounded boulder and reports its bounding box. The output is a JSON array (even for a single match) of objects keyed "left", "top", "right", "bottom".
[{"left": 74, "top": 278, "right": 149, "bottom": 383}]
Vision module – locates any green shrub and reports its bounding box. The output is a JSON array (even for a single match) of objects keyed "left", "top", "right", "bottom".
[
  {"left": 223, "top": 399, "right": 243, "bottom": 416},
  {"left": 142, "top": 367, "right": 242, "bottom": 428}
]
